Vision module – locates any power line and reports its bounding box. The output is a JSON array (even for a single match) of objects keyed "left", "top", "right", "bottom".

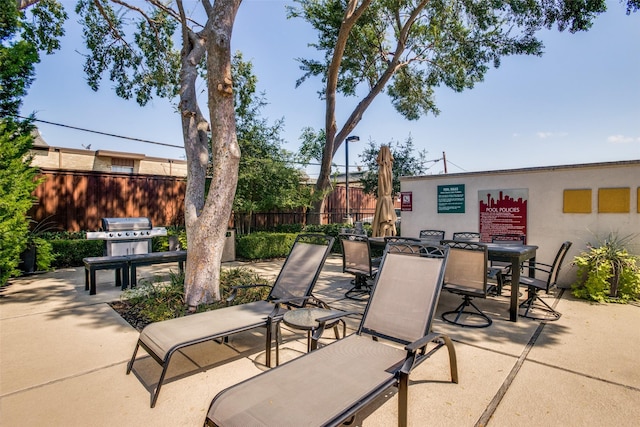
[{"left": 16, "top": 115, "right": 185, "bottom": 149}]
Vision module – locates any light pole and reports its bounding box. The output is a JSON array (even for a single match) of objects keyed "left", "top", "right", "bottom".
[{"left": 345, "top": 135, "right": 360, "bottom": 224}]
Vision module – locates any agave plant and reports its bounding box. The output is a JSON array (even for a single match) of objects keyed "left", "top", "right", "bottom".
[{"left": 572, "top": 232, "right": 640, "bottom": 302}]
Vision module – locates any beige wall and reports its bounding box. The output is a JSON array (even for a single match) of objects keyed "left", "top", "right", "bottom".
[
  {"left": 400, "top": 160, "right": 640, "bottom": 285},
  {"left": 30, "top": 146, "right": 187, "bottom": 177}
]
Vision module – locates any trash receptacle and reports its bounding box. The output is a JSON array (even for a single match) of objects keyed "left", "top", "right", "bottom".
[{"left": 222, "top": 229, "right": 235, "bottom": 262}]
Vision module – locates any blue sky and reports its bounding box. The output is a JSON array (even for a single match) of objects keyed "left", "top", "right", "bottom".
[{"left": 21, "top": 1, "right": 640, "bottom": 178}]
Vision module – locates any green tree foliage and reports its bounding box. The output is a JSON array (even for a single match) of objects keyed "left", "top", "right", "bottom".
[
  {"left": 358, "top": 136, "right": 428, "bottom": 198},
  {"left": 230, "top": 53, "right": 317, "bottom": 233},
  {"left": 75, "top": 0, "right": 180, "bottom": 105},
  {"left": 0, "top": 0, "right": 65, "bottom": 285},
  {"left": 287, "top": 0, "right": 623, "bottom": 222},
  {"left": 0, "top": 119, "right": 41, "bottom": 284}
]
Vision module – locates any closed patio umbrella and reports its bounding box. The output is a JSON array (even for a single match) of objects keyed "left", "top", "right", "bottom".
[{"left": 372, "top": 145, "right": 397, "bottom": 237}]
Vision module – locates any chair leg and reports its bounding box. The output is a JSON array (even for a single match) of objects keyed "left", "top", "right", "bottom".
[
  {"left": 126, "top": 341, "right": 140, "bottom": 374},
  {"left": 519, "top": 288, "right": 561, "bottom": 321},
  {"left": 398, "top": 370, "right": 409, "bottom": 427},
  {"left": 442, "top": 295, "right": 492, "bottom": 328},
  {"left": 345, "top": 275, "right": 372, "bottom": 301},
  {"left": 151, "top": 366, "right": 168, "bottom": 408}
]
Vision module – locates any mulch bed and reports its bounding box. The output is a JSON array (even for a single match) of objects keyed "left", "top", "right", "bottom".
[{"left": 109, "top": 301, "right": 150, "bottom": 331}]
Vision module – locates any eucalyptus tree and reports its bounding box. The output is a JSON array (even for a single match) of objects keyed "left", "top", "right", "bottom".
[
  {"left": 287, "top": 0, "right": 623, "bottom": 222},
  {"left": 72, "top": 0, "right": 242, "bottom": 308}
]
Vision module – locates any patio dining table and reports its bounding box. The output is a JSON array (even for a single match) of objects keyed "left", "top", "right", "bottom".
[
  {"left": 482, "top": 243, "right": 538, "bottom": 322},
  {"left": 367, "top": 237, "right": 537, "bottom": 322}
]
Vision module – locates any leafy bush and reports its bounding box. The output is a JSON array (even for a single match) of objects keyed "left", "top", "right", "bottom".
[
  {"left": 272, "top": 223, "right": 305, "bottom": 233},
  {"left": 119, "top": 267, "right": 271, "bottom": 325},
  {"left": 152, "top": 227, "right": 187, "bottom": 251},
  {"left": 50, "top": 239, "right": 103, "bottom": 268},
  {"left": 572, "top": 233, "right": 640, "bottom": 303},
  {"left": 236, "top": 232, "right": 298, "bottom": 259}
]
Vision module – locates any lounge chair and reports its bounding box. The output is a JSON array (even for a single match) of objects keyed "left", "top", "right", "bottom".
[
  {"left": 126, "top": 233, "right": 334, "bottom": 407},
  {"left": 205, "top": 242, "right": 458, "bottom": 427}
]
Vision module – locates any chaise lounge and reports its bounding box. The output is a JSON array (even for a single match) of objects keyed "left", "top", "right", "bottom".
[
  {"left": 126, "top": 233, "right": 334, "bottom": 407},
  {"left": 205, "top": 241, "right": 458, "bottom": 427}
]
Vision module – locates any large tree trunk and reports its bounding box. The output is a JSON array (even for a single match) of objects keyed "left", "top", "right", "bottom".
[
  {"left": 180, "top": 0, "right": 242, "bottom": 308},
  {"left": 309, "top": 0, "right": 371, "bottom": 225}
]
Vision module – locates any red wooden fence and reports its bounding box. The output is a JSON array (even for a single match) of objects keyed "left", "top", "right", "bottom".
[
  {"left": 28, "top": 170, "right": 380, "bottom": 232},
  {"left": 29, "top": 169, "right": 186, "bottom": 231}
]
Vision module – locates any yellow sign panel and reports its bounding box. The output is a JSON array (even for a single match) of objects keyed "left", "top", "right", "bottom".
[
  {"left": 563, "top": 189, "right": 592, "bottom": 213},
  {"left": 598, "top": 188, "right": 630, "bottom": 213}
]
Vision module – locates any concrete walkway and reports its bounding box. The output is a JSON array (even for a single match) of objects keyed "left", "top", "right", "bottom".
[{"left": 1, "top": 255, "right": 639, "bottom": 426}]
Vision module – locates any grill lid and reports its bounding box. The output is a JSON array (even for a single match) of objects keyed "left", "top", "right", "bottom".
[{"left": 101, "top": 217, "right": 152, "bottom": 231}]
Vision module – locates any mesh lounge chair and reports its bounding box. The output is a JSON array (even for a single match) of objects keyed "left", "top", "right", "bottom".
[
  {"left": 518, "top": 241, "right": 572, "bottom": 321},
  {"left": 126, "top": 233, "right": 334, "bottom": 408},
  {"left": 340, "top": 234, "right": 379, "bottom": 300},
  {"left": 205, "top": 242, "right": 457, "bottom": 427},
  {"left": 440, "top": 240, "right": 493, "bottom": 328}
]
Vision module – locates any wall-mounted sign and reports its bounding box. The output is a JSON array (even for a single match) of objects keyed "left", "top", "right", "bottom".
[
  {"left": 478, "top": 189, "right": 528, "bottom": 242},
  {"left": 438, "top": 184, "right": 465, "bottom": 213},
  {"left": 400, "top": 191, "right": 412, "bottom": 211}
]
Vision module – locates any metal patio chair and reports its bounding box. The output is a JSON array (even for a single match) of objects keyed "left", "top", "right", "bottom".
[
  {"left": 205, "top": 242, "right": 457, "bottom": 427},
  {"left": 452, "top": 231, "right": 481, "bottom": 242},
  {"left": 518, "top": 241, "right": 572, "bottom": 321},
  {"left": 126, "top": 233, "right": 334, "bottom": 407},
  {"left": 440, "top": 240, "right": 493, "bottom": 328},
  {"left": 488, "top": 233, "right": 526, "bottom": 295},
  {"left": 419, "top": 229, "right": 446, "bottom": 242},
  {"left": 339, "top": 234, "right": 379, "bottom": 300}
]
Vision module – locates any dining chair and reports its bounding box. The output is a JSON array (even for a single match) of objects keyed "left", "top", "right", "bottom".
[
  {"left": 452, "top": 231, "right": 480, "bottom": 242},
  {"left": 518, "top": 241, "right": 572, "bottom": 321},
  {"left": 419, "top": 229, "right": 446, "bottom": 242},
  {"left": 339, "top": 234, "right": 379, "bottom": 300},
  {"left": 488, "top": 234, "right": 526, "bottom": 295},
  {"left": 440, "top": 240, "right": 492, "bottom": 328}
]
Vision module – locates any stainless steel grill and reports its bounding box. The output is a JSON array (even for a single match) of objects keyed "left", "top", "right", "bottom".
[{"left": 87, "top": 217, "right": 167, "bottom": 256}]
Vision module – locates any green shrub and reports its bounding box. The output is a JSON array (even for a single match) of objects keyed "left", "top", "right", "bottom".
[
  {"left": 33, "top": 237, "right": 55, "bottom": 271},
  {"left": 152, "top": 227, "right": 187, "bottom": 251},
  {"left": 236, "top": 232, "right": 298, "bottom": 259},
  {"left": 50, "top": 239, "right": 103, "bottom": 268},
  {"left": 572, "top": 233, "right": 640, "bottom": 303},
  {"left": 272, "top": 223, "right": 305, "bottom": 233}
]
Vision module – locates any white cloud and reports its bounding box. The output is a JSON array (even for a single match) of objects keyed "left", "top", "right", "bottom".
[
  {"left": 607, "top": 134, "right": 640, "bottom": 144},
  {"left": 536, "top": 131, "right": 568, "bottom": 139}
]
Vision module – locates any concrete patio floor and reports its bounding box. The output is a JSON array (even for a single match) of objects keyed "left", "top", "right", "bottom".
[{"left": 1, "top": 254, "right": 639, "bottom": 426}]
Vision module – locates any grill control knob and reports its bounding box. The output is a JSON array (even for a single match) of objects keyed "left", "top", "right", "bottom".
[
  {"left": 109, "top": 233, "right": 114, "bottom": 237},
  {"left": 125, "top": 232, "right": 130, "bottom": 236}
]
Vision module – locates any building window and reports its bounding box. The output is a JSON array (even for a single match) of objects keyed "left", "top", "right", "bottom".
[{"left": 111, "top": 158, "right": 134, "bottom": 173}]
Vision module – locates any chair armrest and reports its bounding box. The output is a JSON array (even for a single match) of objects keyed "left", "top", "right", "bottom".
[
  {"left": 226, "top": 284, "right": 271, "bottom": 304},
  {"left": 405, "top": 332, "right": 440, "bottom": 353},
  {"left": 401, "top": 332, "right": 458, "bottom": 383},
  {"left": 311, "top": 310, "right": 358, "bottom": 343},
  {"left": 315, "top": 310, "right": 358, "bottom": 324}
]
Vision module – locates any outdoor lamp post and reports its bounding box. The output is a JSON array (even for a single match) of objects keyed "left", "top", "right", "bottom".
[{"left": 345, "top": 135, "right": 360, "bottom": 224}]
